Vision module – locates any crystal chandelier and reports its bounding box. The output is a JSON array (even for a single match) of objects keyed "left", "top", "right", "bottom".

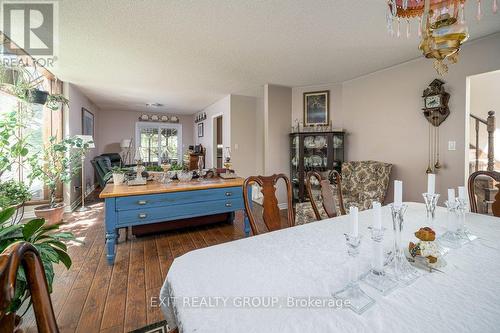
[{"left": 386, "top": 0, "right": 498, "bottom": 75}]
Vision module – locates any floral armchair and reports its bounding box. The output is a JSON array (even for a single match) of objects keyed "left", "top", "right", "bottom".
[{"left": 340, "top": 161, "right": 392, "bottom": 211}]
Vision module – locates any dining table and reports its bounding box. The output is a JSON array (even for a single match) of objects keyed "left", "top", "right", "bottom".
[{"left": 159, "top": 202, "right": 500, "bottom": 332}]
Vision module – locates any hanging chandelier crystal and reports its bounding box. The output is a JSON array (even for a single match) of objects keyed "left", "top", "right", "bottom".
[{"left": 386, "top": 0, "right": 498, "bottom": 75}]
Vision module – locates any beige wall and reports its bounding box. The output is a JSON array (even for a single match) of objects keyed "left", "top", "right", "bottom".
[
  {"left": 265, "top": 84, "right": 292, "bottom": 205},
  {"left": 194, "top": 95, "right": 231, "bottom": 168},
  {"left": 292, "top": 83, "right": 343, "bottom": 129},
  {"left": 289, "top": 33, "right": 500, "bottom": 203},
  {"left": 231, "top": 95, "right": 258, "bottom": 178},
  {"left": 63, "top": 83, "right": 101, "bottom": 210},
  {"left": 342, "top": 33, "right": 500, "bottom": 203},
  {"left": 98, "top": 110, "right": 194, "bottom": 158}
]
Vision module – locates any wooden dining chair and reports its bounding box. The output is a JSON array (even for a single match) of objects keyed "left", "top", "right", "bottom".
[
  {"left": 0, "top": 242, "right": 59, "bottom": 333},
  {"left": 243, "top": 174, "right": 295, "bottom": 235},
  {"left": 305, "top": 170, "right": 346, "bottom": 221},
  {"left": 467, "top": 170, "right": 500, "bottom": 217}
]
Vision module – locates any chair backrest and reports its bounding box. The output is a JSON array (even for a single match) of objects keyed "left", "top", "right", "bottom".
[
  {"left": 0, "top": 242, "right": 59, "bottom": 333},
  {"left": 243, "top": 174, "right": 294, "bottom": 235},
  {"left": 305, "top": 170, "right": 345, "bottom": 220},
  {"left": 341, "top": 161, "right": 392, "bottom": 210},
  {"left": 467, "top": 170, "right": 500, "bottom": 216},
  {"left": 100, "top": 153, "right": 123, "bottom": 167}
]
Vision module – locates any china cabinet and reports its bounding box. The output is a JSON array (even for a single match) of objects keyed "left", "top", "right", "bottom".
[{"left": 290, "top": 131, "right": 345, "bottom": 203}]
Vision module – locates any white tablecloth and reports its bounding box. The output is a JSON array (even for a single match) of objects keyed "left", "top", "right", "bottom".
[{"left": 160, "top": 202, "right": 500, "bottom": 333}]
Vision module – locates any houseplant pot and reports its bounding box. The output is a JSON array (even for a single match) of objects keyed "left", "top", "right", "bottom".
[
  {"left": 112, "top": 172, "right": 125, "bottom": 185},
  {"left": 25, "top": 89, "right": 49, "bottom": 105},
  {"left": 34, "top": 203, "right": 65, "bottom": 225}
]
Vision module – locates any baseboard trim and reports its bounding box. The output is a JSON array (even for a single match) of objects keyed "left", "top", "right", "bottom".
[{"left": 67, "top": 184, "right": 97, "bottom": 212}]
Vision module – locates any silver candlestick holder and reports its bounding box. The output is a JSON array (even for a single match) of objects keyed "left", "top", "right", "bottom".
[
  {"left": 333, "top": 234, "right": 375, "bottom": 315},
  {"left": 361, "top": 227, "right": 398, "bottom": 295},
  {"left": 438, "top": 200, "right": 466, "bottom": 249},
  {"left": 422, "top": 193, "right": 440, "bottom": 220},
  {"left": 386, "top": 204, "right": 421, "bottom": 286},
  {"left": 456, "top": 198, "right": 477, "bottom": 242}
]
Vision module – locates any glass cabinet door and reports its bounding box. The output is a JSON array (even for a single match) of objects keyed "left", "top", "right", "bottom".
[
  {"left": 332, "top": 133, "right": 344, "bottom": 173},
  {"left": 290, "top": 134, "right": 300, "bottom": 201},
  {"left": 303, "top": 134, "right": 328, "bottom": 173}
]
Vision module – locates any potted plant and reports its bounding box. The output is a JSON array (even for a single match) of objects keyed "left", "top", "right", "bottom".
[
  {"left": 0, "top": 180, "right": 32, "bottom": 224},
  {"left": 110, "top": 166, "right": 126, "bottom": 185},
  {"left": 0, "top": 206, "right": 77, "bottom": 323},
  {"left": 45, "top": 93, "right": 69, "bottom": 111},
  {"left": 28, "top": 136, "right": 89, "bottom": 225},
  {"left": 0, "top": 63, "right": 67, "bottom": 109},
  {"left": 0, "top": 111, "right": 29, "bottom": 179}
]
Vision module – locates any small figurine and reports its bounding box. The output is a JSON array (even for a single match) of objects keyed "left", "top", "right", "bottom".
[{"left": 409, "top": 227, "right": 440, "bottom": 265}]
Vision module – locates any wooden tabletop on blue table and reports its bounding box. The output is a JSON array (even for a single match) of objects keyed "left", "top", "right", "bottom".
[{"left": 99, "top": 177, "right": 245, "bottom": 198}]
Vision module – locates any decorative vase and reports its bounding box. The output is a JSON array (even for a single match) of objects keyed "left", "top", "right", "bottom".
[{"left": 34, "top": 203, "right": 65, "bottom": 225}]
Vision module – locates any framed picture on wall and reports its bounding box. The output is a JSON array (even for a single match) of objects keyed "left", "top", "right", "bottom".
[
  {"left": 198, "top": 122, "right": 204, "bottom": 137},
  {"left": 303, "top": 90, "right": 329, "bottom": 126},
  {"left": 82, "top": 108, "right": 94, "bottom": 136}
]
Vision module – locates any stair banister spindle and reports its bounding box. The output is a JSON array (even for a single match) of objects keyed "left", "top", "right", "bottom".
[
  {"left": 476, "top": 118, "right": 480, "bottom": 172},
  {"left": 487, "top": 111, "right": 495, "bottom": 172}
]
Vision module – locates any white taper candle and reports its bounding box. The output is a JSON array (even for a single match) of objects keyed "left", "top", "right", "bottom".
[
  {"left": 373, "top": 201, "right": 382, "bottom": 229},
  {"left": 427, "top": 174, "right": 436, "bottom": 195},
  {"left": 394, "top": 180, "right": 403, "bottom": 208},
  {"left": 458, "top": 186, "right": 466, "bottom": 200},
  {"left": 350, "top": 206, "right": 359, "bottom": 237},
  {"left": 448, "top": 188, "right": 456, "bottom": 202}
]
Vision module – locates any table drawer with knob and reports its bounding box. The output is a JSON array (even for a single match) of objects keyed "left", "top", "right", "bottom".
[
  {"left": 116, "top": 198, "right": 243, "bottom": 226},
  {"left": 115, "top": 187, "right": 242, "bottom": 211}
]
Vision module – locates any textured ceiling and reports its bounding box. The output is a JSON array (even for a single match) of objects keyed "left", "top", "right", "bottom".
[{"left": 51, "top": 0, "right": 500, "bottom": 114}]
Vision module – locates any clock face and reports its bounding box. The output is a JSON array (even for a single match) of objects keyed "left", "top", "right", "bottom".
[{"left": 425, "top": 95, "right": 441, "bottom": 109}]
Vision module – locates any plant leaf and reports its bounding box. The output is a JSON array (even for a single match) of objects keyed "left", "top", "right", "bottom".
[
  {"left": 0, "top": 206, "right": 15, "bottom": 224},
  {"left": 53, "top": 247, "right": 72, "bottom": 269},
  {"left": 22, "top": 218, "right": 45, "bottom": 240},
  {"left": 0, "top": 224, "right": 23, "bottom": 239}
]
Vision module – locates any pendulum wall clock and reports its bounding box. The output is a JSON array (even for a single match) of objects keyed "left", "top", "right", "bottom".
[{"left": 422, "top": 79, "right": 450, "bottom": 174}]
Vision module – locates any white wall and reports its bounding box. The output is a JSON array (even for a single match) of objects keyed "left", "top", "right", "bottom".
[
  {"left": 194, "top": 95, "right": 231, "bottom": 168},
  {"left": 63, "top": 83, "right": 101, "bottom": 210}
]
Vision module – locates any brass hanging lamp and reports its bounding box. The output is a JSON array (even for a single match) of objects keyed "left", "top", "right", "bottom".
[{"left": 386, "top": 0, "right": 498, "bottom": 75}]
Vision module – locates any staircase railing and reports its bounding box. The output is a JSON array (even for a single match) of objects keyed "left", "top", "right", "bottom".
[{"left": 470, "top": 111, "right": 495, "bottom": 172}]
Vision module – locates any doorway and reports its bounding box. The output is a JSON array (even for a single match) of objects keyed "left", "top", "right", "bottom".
[
  {"left": 466, "top": 70, "right": 500, "bottom": 214},
  {"left": 213, "top": 115, "right": 223, "bottom": 168}
]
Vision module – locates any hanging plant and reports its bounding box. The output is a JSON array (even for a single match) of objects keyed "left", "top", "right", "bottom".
[
  {"left": 45, "top": 93, "right": 69, "bottom": 111},
  {"left": 0, "top": 63, "right": 66, "bottom": 109}
]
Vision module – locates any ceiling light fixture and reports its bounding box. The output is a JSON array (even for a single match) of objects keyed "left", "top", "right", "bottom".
[{"left": 386, "top": 0, "right": 498, "bottom": 75}]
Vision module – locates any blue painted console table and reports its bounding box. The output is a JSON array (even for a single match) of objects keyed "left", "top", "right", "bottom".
[{"left": 99, "top": 178, "right": 250, "bottom": 265}]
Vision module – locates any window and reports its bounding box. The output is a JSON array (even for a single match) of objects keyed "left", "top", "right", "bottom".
[
  {"left": 0, "top": 91, "right": 44, "bottom": 200},
  {"left": 135, "top": 122, "right": 182, "bottom": 165},
  {"left": 0, "top": 69, "right": 63, "bottom": 203}
]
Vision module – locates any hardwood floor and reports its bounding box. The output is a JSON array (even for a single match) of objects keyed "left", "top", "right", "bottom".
[{"left": 20, "top": 194, "right": 252, "bottom": 333}]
